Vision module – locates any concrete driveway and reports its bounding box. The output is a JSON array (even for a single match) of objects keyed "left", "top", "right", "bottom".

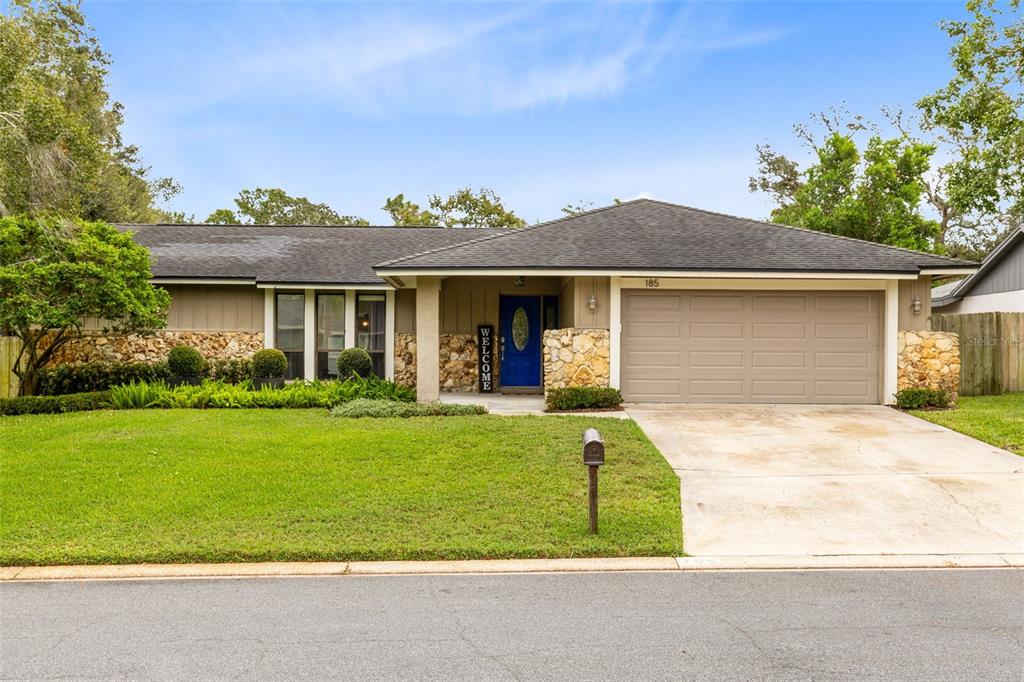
[{"left": 627, "top": 404, "right": 1024, "bottom": 558}]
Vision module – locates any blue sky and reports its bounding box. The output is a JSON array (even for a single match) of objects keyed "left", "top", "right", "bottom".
[{"left": 85, "top": 0, "right": 967, "bottom": 224}]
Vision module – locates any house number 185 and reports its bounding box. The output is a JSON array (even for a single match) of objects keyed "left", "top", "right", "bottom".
[{"left": 645, "top": 278, "right": 660, "bottom": 288}]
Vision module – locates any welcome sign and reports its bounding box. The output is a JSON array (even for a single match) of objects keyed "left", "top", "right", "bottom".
[{"left": 477, "top": 324, "right": 494, "bottom": 393}]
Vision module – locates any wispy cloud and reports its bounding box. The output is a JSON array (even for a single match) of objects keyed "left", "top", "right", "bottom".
[{"left": 177, "top": 2, "right": 787, "bottom": 117}]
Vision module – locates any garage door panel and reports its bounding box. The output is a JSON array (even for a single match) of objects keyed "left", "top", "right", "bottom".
[
  {"left": 690, "top": 351, "right": 744, "bottom": 368},
  {"left": 752, "top": 351, "right": 808, "bottom": 369},
  {"left": 752, "top": 322, "right": 808, "bottom": 340},
  {"left": 622, "top": 289, "right": 881, "bottom": 404},
  {"left": 752, "top": 294, "right": 807, "bottom": 313},
  {"left": 689, "top": 322, "right": 744, "bottom": 339}
]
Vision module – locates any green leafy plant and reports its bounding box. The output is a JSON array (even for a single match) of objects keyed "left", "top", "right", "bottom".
[
  {"left": 206, "top": 358, "right": 253, "bottom": 384},
  {"left": 895, "top": 387, "right": 951, "bottom": 410},
  {"left": 0, "top": 391, "right": 110, "bottom": 416},
  {"left": 167, "top": 345, "right": 205, "bottom": 378},
  {"left": 545, "top": 386, "right": 623, "bottom": 412},
  {"left": 337, "top": 347, "right": 373, "bottom": 379},
  {"left": 251, "top": 349, "right": 288, "bottom": 378},
  {"left": 108, "top": 381, "right": 168, "bottom": 409},
  {"left": 37, "top": 361, "right": 171, "bottom": 395},
  {"left": 331, "top": 399, "right": 487, "bottom": 418}
]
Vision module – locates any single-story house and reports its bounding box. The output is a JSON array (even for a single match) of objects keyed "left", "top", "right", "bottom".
[
  {"left": 932, "top": 227, "right": 1023, "bottom": 314},
  {"left": 58, "top": 199, "right": 976, "bottom": 404}
]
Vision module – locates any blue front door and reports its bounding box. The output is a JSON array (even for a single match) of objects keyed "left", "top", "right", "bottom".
[{"left": 499, "top": 296, "right": 542, "bottom": 387}]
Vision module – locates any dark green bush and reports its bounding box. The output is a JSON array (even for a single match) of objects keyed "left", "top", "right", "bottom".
[
  {"left": 251, "top": 349, "right": 288, "bottom": 378},
  {"left": 37, "top": 361, "right": 170, "bottom": 395},
  {"left": 331, "top": 399, "right": 487, "bottom": 418},
  {"left": 545, "top": 386, "right": 623, "bottom": 412},
  {"left": 207, "top": 357, "right": 253, "bottom": 384},
  {"left": 896, "top": 388, "right": 951, "bottom": 410},
  {"left": 0, "top": 391, "right": 111, "bottom": 416},
  {"left": 167, "top": 345, "right": 205, "bottom": 377},
  {"left": 337, "top": 347, "right": 373, "bottom": 378}
]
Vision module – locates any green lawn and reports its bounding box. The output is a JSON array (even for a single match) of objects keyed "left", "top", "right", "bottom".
[
  {"left": 911, "top": 392, "right": 1024, "bottom": 455},
  {"left": 0, "top": 410, "right": 682, "bottom": 565}
]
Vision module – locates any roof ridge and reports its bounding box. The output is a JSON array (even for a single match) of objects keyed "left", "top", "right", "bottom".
[
  {"left": 374, "top": 199, "right": 652, "bottom": 269},
  {"left": 637, "top": 198, "right": 974, "bottom": 265}
]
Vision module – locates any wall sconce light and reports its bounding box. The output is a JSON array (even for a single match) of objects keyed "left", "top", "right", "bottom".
[
  {"left": 359, "top": 313, "right": 370, "bottom": 329},
  {"left": 513, "top": 276, "right": 526, "bottom": 287},
  {"left": 911, "top": 297, "right": 922, "bottom": 314},
  {"left": 587, "top": 293, "right": 598, "bottom": 312}
]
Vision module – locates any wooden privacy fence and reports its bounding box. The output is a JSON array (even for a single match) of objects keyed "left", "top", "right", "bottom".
[
  {"left": 0, "top": 336, "right": 21, "bottom": 398},
  {"left": 932, "top": 313, "right": 1024, "bottom": 396}
]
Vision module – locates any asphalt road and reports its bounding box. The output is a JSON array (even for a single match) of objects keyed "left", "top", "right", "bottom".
[{"left": 2, "top": 569, "right": 1021, "bottom": 680}]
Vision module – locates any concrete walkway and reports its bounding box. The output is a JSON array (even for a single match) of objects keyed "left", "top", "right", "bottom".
[
  {"left": 439, "top": 392, "right": 629, "bottom": 418},
  {"left": 627, "top": 404, "right": 1024, "bottom": 558}
]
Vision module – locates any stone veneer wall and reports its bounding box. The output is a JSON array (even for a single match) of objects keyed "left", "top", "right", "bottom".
[
  {"left": 897, "top": 330, "right": 960, "bottom": 401},
  {"left": 392, "top": 333, "right": 481, "bottom": 392},
  {"left": 394, "top": 333, "right": 417, "bottom": 388},
  {"left": 47, "top": 330, "right": 264, "bottom": 365},
  {"left": 543, "top": 328, "right": 610, "bottom": 391}
]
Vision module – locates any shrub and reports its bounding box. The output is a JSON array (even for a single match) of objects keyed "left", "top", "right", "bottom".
[
  {"left": 0, "top": 391, "right": 110, "bottom": 416},
  {"left": 331, "top": 399, "right": 487, "bottom": 418},
  {"left": 167, "top": 345, "right": 205, "bottom": 378},
  {"left": 545, "top": 386, "right": 623, "bottom": 412},
  {"left": 896, "top": 388, "right": 951, "bottom": 410},
  {"left": 37, "top": 361, "right": 170, "bottom": 395},
  {"left": 251, "top": 349, "right": 288, "bottom": 378},
  {"left": 337, "top": 347, "right": 373, "bottom": 379},
  {"left": 207, "top": 357, "right": 254, "bottom": 384},
  {"left": 105, "top": 376, "right": 415, "bottom": 411}
]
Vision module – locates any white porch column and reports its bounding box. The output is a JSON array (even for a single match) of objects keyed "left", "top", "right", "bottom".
[
  {"left": 415, "top": 277, "right": 441, "bottom": 402},
  {"left": 609, "top": 276, "right": 622, "bottom": 390},
  {"left": 883, "top": 280, "right": 899, "bottom": 405},
  {"left": 263, "top": 288, "right": 275, "bottom": 349},
  {"left": 344, "top": 289, "right": 357, "bottom": 349},
  {"left": 303, "top": 288, "right": 315, "bottom": 380},
  {"left": 385, "top": 289, "right": 396, "bottom": 380}
]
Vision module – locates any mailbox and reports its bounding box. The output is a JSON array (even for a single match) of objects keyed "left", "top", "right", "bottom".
[{"left": 582, "top": 428, "right": 605, "bottom": 466}]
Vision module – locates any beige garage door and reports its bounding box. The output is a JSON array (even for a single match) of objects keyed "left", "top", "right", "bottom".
[{"left": 621, "top": 290, "right": 882, "bottom": 404}]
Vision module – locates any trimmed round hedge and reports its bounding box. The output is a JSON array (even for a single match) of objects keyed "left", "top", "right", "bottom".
[
  {"left": 337, "top": 347, "right": 373, "bottom": 379},
  {"left": 167, "top": 345, "right": 205, "bottom": 378},
  {"left": 252, "top": 349, "right": 288, "bottom": 378}
]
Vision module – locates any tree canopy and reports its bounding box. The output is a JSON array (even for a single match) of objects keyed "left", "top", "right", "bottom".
[
  {"left": 0, "top": 216, "right": 170, "bottom": 394},
  {"left": 751, "top": 0, "right": 1022, "bottom": 256},
  {"left": 384, "top": 187, "right": 526, "bottom": 228},
  {"left": 0, "top": 0, "right": 178, "bottom": 222},
  {"left": 206, "top": 188, "right": 368, "bottom": 226}
]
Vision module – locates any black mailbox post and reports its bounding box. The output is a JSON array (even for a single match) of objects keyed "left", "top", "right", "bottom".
[{"left": 582, "top": 428, "right": 605, "bottom": 533}]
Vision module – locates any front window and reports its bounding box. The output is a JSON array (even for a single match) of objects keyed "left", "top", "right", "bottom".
[
  {"left": 275, "top": 293, "right": 304, "bottom": 379},
  {"left": 317, "top": 294, "right": 346, "bottom": 379},
  {"left": 357, "top": 294, "right": 386, "bottom": 377}
]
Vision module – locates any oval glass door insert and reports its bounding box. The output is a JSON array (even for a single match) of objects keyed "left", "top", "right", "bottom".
[{"left": 512, "top": 307, "right": 529, "bottom": 351}]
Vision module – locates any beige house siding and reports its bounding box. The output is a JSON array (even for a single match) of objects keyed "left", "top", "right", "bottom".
[
  {"left": 571, "top": 276, "right": 611, "bottom": 329},
  {"left": 898, "top": 276, "right": 932, "bottom": 331},
  {"left": 438, "top": 275, "right": 561, "bottom": 333},
  {"left": 395, "top": 288, "right": 417, "bottom": 333},
  {"left": 163, "top": 284, "right": 264, "bottom": 332},
  {"left": 558, "top": 277, "right": 576, "bottom": 327}
]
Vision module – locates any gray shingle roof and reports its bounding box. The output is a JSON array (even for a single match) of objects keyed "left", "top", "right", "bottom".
[
  {"left": 375, "top": 199, "right": 975, "bottom": 274},
  {"left": 122, "top": 224, "right": 508, "bottom": 285}
]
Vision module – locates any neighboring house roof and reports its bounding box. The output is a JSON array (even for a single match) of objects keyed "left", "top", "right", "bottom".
[
  {"left": 932, "top": 227, "right": 1024, "bottom": 307},
  {"left": 120, "top": 224, "right": 507, "bottom": 285},
  {"left": 376, "top": 199, "right": 974, "bottom": 275}
]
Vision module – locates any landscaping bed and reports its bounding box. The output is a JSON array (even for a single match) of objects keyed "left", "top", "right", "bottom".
[
  {"left": 911, "top": 392, "right": 1023, "bottom": 455},
  {"left": 0, "top": 411, "right": 682, "bottom": 565}
]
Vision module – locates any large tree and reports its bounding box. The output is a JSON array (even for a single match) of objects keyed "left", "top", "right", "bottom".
[
  {"left": 206, "top": 188, "right": 368, "bottom": 226},
  {"left": 751, "top": 1, "right": 1022, "bottom": 257},
  {"left": 0, "top": 216, "right": 170, "bottom": 395},
  {"left": 385, "top": 187, "right": 526, "bottom": 228},
  {"left": 0, "top": 0, "right": 178, "bottom": 222},
  {"left": 750, "top": 113, "right": 941, "bottom": 250},
  {"left": 912, "top": 0, "right": 1023, "bottom": 257}
]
